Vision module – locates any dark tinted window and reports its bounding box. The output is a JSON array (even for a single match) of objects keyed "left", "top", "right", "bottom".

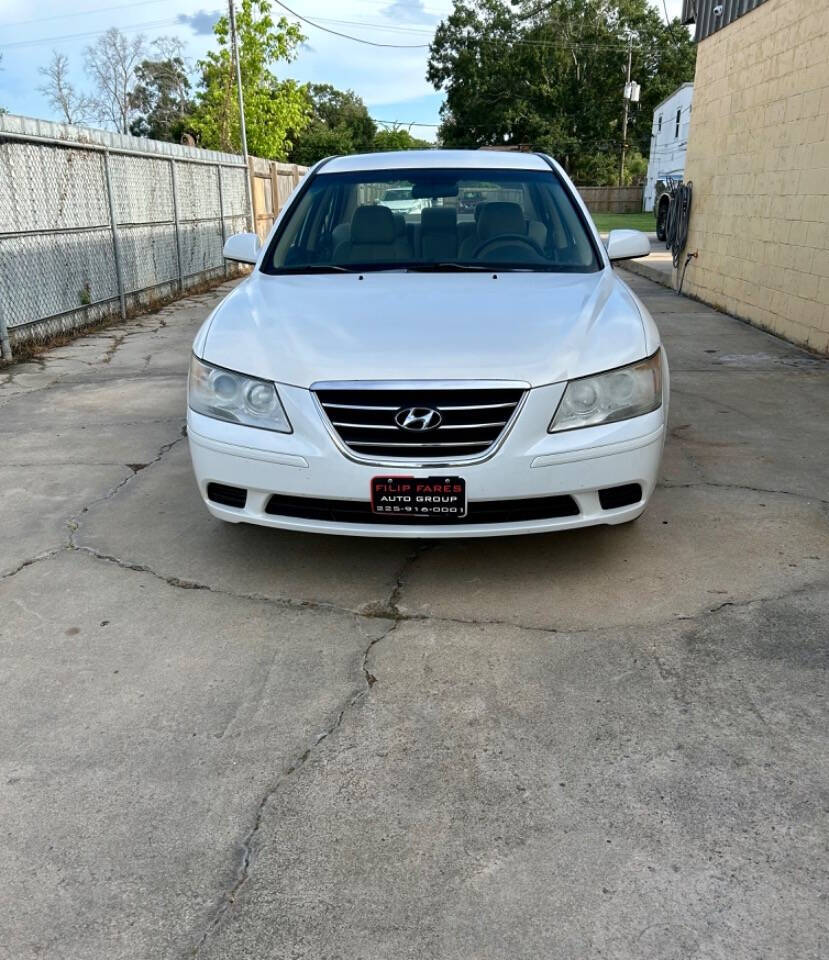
[{"left": 262, "top": 168, "right": 601, "bottom": 274}]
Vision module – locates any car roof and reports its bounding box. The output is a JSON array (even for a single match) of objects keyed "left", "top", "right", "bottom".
[{"left": 319, "top": 150, "right": 551, "bottom": 174}]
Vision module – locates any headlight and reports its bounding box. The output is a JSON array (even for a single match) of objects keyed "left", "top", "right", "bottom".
[
  {"left": 188, "top": 356, "right": 292, "bottom": 433},
  {"left": 549, "top": 350, "right": 662, "bottom": 432}
]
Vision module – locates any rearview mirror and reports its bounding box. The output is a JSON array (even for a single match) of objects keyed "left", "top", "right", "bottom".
[
  {"left": 411, "top": 182, "right": 459, "bottom": 199},
  {"left": 605, "top": 229, "right": 651, "bottom": 262},
  {"left": 223, "top": 232, "right": 260, "bottom": 264}
]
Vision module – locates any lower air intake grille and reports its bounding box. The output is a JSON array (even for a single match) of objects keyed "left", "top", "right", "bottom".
[
  {"left": 207, "top": 483, "right": 248, "bottom": 509},
  {"left": 265, "top": 493, "right": 578, "bottom": 525},
  {"left": 315, "top": 386, "right": 525, "bottom": 460}
]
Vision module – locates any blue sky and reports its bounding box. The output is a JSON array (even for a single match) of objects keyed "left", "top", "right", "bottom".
[{"left": 0, "top": 0, "right": 685, "bottom": 140}]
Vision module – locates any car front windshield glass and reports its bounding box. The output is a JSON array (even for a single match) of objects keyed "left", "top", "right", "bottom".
[{"left": 263, "top": 167, "right": 601, "bottom": 274}]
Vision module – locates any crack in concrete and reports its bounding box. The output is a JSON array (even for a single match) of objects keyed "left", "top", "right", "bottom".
[
  {"left": 0, "top": 548, "right": 64, "bottom": 584},
  {"left": 359, "top": 540, "right": 439, "bottom": 620},
  {"left": 188, "top": 616, "right": 398, "bottom": 958},
  {"left": 0, "top": 372, "right": 186, "bottom": 411},
  {"left": 1, "top": 461, "right": 145, "bottom": 469},
  {"left": 660, "top": 479, "right": 829, "bottom": 507},
  {"left": 72, "top": 543, "right": 357, "bottom": 616},
  {"left": 100, "top": 333, "right": 126, "bottom": 364},
  {"left": 66, "top": 430, "right": 186, "bottom": 537},
  {"left": 66, "top": 537, "right": 829, "bottom": 640}
]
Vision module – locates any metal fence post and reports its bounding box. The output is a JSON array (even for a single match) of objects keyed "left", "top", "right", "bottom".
[
  {"left": 216, "top": 164, "right": 228, "bottom": 278},
  {"left": 170, "top": 159, "right": 184, "bottom": 291},
  {"left": 248, "top": 156, "right": 258, "bottom": 239},
  {"left": 0, "top": 296, "right": 12, "bottom": 361},
  {"left": 103, "top": 150, "right": 126, "bottom": 320}
]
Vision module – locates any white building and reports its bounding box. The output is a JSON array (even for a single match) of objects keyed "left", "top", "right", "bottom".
[{"left": 643, "top": 82, "right": 694, "bottom": 212}]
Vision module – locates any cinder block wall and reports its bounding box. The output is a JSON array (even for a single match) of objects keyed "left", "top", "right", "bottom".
[{"left": 682, "top": 0, "right": 829, "bottom": 354}]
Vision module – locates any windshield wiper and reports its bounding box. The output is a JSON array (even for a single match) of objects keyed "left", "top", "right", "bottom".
[
  {"left": 405, "top": 262, "right": 492, "bottom": 272},
  {"left": 276, "top": 264, "right": 354, "bottom": 274}
]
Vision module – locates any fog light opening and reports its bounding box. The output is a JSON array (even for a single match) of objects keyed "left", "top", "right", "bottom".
[{"left": 598, "top": 483, "right": 643, "bottom": 510}]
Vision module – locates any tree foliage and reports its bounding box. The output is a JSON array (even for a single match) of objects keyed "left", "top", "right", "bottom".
[
  {"left": 427, "top": 0, "right": 696, "bottom": 184},
  {"left": 373, "top": 127, "right": 432, "bottom": 152},
  {"left": 289, "top": 84, "right": 377, "bottom": 165},
  {"left": 190, "top": 0, "right": 309, "bottom": 159},
  {"left": 129, "top": 38, "right": 194, "bottom": 141}
]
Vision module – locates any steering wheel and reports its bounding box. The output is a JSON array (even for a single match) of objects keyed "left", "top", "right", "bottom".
[{"left": 472, "top": 233, "right": 546, "bottom": 259}]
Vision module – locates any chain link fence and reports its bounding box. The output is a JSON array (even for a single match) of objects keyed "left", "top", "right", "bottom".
[{"left": 0, "top": 115, "right": 255, "bottom": 359}]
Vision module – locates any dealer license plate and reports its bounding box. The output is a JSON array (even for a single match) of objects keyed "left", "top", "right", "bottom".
[{"left": 371, "top": 476, "right": 467, "bottom": 519}]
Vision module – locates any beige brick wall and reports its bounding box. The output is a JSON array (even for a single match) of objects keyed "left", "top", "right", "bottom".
[{"left": 682, "top": 0, "right": 829, "bottom": 354}]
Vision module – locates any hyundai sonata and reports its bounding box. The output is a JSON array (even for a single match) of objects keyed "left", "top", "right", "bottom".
[{"left": 188, "top": 150, "right": 667, "bottom": 537}]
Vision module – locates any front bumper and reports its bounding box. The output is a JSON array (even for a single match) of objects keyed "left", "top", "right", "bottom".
[{"left": 187, "top": 380, "right": 667, "bottom": 538}]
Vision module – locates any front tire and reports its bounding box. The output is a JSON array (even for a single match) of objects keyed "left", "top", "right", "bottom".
[{"left": 655, "top": 200, "right": 668, "bottom": 241}]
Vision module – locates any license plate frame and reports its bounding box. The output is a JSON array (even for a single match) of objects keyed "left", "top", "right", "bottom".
[{"left": 370, "top": 475, "right": 467, "bottom": 519}]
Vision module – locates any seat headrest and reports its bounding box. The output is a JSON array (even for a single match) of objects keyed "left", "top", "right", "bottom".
[
  {"left": 352, "top": 205, "right": 396, "bottom": 244},
  {"left": 421, "top": 207, "right": 457, "bottom": 232},
  {"left": 392, "top": 213, "right": 407, "bottom": 237},
  {"left": 477, "top": 202, "right": 526, "bottom": 241}
]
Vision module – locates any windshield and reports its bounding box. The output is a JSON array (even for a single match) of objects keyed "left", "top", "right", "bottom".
[
  {"left": 263, "top": 167, "right": 601, "bottom": 274},
  {"left": 380, "top": 189, "right": 413, "bottom": 202}
]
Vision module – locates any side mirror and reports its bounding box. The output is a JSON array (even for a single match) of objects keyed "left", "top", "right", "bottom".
[
  {"left": 222, "top": 232, "right": 260, "bottom": 264},
  {"left": 605, "top": 229, "right": 651, "bottom": 262}
]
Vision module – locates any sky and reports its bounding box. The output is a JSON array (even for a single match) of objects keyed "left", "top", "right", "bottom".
[{"left": 0, "top": 0, "right": 686, "bottom": 140}]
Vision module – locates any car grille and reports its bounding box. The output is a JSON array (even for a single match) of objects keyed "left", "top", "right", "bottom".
[
  {"left": 265, "top": 493, "right": 579, "bottom": 524},
  {"left": 314, "top": 386, "right": 525, "bottom": 460}
]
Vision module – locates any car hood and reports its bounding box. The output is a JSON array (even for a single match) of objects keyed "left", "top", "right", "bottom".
[{"left": 200, "top": 270, "right": 650, "bottom": 388}]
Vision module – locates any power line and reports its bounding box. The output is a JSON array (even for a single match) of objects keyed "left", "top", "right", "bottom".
[
  {"left": 372, "top": 118, "right": 440, "bottom": 127},
  {"left": 272, "top": 0, "right": 430, "bottom": 48},
  {"left": 0, "top": 0, "right": 166, "bottom": 29},
  {"left": 276, "top": 2, "right": 646, "bottom": 52},
  {"left": 312, "top": 17, "right": 435, "bottom": 36},
  {"left": 0, "top": 17, "right": 180, "bottom": 50}
]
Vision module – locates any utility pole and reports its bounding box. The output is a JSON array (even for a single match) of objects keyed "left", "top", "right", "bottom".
[
  {"left": 619, "top": 36, "right": 632, "bottom": 187},
  {"left": 229, "top": 0, "right": 254, "bottom": 232}
]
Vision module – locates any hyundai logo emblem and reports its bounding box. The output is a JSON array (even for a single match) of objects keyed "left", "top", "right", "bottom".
[{"left": 394, "top": 406, "right": 443, "bottom": 432}]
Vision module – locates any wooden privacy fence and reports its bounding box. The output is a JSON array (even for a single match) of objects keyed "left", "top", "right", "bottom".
[
  {"left": 577, "top": 186, "right": 644, "bottom": 214},
  {"left": 248, "top": 157, "right": 308, "bottom": 242}
]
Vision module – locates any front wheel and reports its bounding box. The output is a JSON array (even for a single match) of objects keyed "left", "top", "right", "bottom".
[{"left": 655, "top": 201, "right": 668, "bottom": 241}]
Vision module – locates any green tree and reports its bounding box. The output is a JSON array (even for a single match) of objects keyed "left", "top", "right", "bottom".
[
  {"left": 289, "top": 83, "right": 376, "bottom": 165},
  {"left": 428, "top": 0, "right": 695, "bottom": 184},
  {"left": 374, "top": 127, "right": 432, "bottom": 152},
  {"left": 191, "top": 0, "right": 309, "bottom": 159},
  {"left": 129, "top": 38, "right": 195, "bottom": 141}
]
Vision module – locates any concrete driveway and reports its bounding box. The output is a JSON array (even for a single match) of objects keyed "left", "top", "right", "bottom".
[{"left": 1, "top": 274, "right": 827, "bottom": 960}]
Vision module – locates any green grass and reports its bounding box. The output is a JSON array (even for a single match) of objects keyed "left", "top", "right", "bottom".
[{"left": 590, "top": 212, "right": 655, "bottom": 234}]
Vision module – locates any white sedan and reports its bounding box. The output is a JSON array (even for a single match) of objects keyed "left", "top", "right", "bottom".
[
  {"left": 188, "top": 150, "right": 666, "bottom": 537},
  {"left": 375, "top": 187, "right": 427, "bottom": 217}
]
